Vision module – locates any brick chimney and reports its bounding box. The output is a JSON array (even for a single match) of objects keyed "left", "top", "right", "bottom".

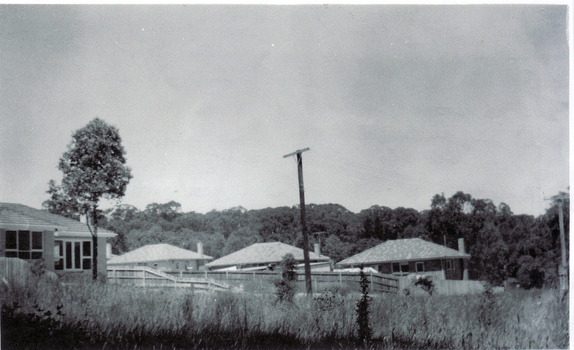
[
  {"left": 197, "top": 242, "right": 203, "bottom": 257},
  {"left": 458, "top": 238, "right": 469, "bottom": 280},
  {"left": 458, "top": 238, "right": 465, "bottom": 254},
  {"left": 314, "top": 243, "right": 320, "bottom": 256}
]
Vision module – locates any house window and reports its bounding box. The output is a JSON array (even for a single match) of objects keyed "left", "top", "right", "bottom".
[
  {"left": 54, "top": 239, "right": 91, "bottom": 271},
  {"left": 416, "top": 262, "right": 424, "bottom": 273},
  {"left": 5, "top": 230, "right": 43, "bottom": 260},
  {"left": 400, "top": 262, "right": 409, "bottom": 273},
  {"left": 445, "top": 259, "right": 454, "bottom": 270},
  {"left": 392, "top": 262, "right": 410, "bottom": 275}
]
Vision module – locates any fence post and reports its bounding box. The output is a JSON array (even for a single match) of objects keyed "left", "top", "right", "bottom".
[{"left": 143, "top": 268, "right": 146, "bottom": 287}]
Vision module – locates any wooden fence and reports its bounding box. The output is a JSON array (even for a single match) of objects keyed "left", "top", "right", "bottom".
[
  {"left": 0, "top": 257, "right": 58, "bottom": 289},
  {"left": 162, "top": 270, "right": 399, "bottom": 293},
  {"left": 0, "top": 257, "right": 32, "bottom": 288},
  {"left": 107, "top": 267, "right": 230, "bottom": 291},
  {"left": 399, "top": 276, "right": 485, "bottom": 295}
]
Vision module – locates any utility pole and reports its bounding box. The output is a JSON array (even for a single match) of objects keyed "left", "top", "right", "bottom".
[
  {"left": 546, "top": 194, "right": 569, "bottom": 300},
  {"left": 283, "top": 147, "right": 312, "bottom": 295},
  {"left": 556, "top": 196, "right": 568, "bottom": 299}
]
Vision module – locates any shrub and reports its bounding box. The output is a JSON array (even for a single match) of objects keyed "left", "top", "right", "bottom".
[
  {"left": 314, "top": 289, "right": 344, "bottom": 312},
  {"left": 356, "top": 265, "right": 372, "bottom": 344},
  {"left": 413, "top": 276, "right": 435, "bottom": 295},
  {"left": 274, "top": 253, "right": 298, "bottom": 303}
]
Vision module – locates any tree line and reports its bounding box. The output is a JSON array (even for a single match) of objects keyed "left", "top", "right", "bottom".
[
  {"left": 41, "top": 118, "right": 568, "bottom": 288},
  {"left": 45, "top": 191, "right": 568, "bottom": 289}
]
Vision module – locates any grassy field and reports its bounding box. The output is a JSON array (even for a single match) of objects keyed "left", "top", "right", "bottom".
[{"left": 1, "top": 275, "right": 568, "bottom": 350}]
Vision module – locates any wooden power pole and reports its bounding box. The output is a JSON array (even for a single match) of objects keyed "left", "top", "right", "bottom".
[
  {"left": 283, "top": 147, "right": 312, "bottom": 295},
  {"left": 556, "top": 196, "right": 568, "bottom": 298},
  {"left": 547, "top": 194, "right": 569, "bottom": 299}
]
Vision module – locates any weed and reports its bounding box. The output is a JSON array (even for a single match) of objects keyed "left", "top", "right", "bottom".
[
  {"left": 0, "top": 271, "right": 569, "bottom": 350},
  {"left": 413, "top": 276, "right": 435, "bottom": 295},
  {"left": 356, "top": 265, "right": 373, "bottom": 345},
  {"left": 274, "top": 253, "right": 298, "bottom": 303}
]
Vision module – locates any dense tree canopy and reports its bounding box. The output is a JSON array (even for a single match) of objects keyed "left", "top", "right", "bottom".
[
  {"left": 45, "top": 118, "right": 132, "bottom": 279},
  {"left": 55, "top": 188, "right": 567, "bottom": 288}
]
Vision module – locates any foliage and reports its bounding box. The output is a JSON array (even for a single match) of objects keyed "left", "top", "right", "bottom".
[
  {"left": 48, "top": 118, "right": 132, "bottom": 280},
  {"left": 57, "top": 118, "right": 132, "bottom": 205},
  {"left": 100, "top": 188, "right": 568, "bottom": 290},
  {"left": 275, "top": 253, "right": 298, "bottom": 303},
  {"left": 356, "top": 266, "right": 373, "bottom": 344},
  {"left": 314, "top": 289, "right": 344, "bottom": 312},
  {"left": 413, "top": 276, "right": 435, "bottom": 295}
]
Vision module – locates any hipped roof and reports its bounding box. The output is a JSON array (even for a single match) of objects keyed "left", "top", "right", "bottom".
[
  {"left": 206, "top": 242, "right": 330, "bottom": 268},
  {"left": 338, "top": 238, "right": 470, "bottom": 266},
  {"left": 108, "top": 243, "right": 212, "bottom": 265},
  {"left": 0, "top": 203, "right": 117, "bottom": 238}
]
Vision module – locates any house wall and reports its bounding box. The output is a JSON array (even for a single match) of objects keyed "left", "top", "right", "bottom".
[
  {"left": 0, "top": 230, "right": 4, "bottom": 257},
  {"left": 356, "top": 258, "right": 467, "bottom": 280},
  {"left": 110, "top": 259, "right": 206, "bottom": 272},
  {"left": 55, "top": 236, "right": 110, "bottom": 278},
  {"left": 43, "top": 230, "right": 55, "bottom": 272},
  {"left": 0, "top": 229, "right": 55, "bottom": 272}
]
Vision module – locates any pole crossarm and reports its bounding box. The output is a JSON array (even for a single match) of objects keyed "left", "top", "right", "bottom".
[{"left": 283, "top": 148, "right": 310, "bottom": 158}]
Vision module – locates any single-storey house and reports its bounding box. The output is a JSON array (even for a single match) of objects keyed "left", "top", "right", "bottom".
[
  {"left": 337, "top": 238, "right": 470, "bottom": 280},
  {"left": 206, "top": 242, "right": 332, "bottom": 271},
  {"left": 107, "top": 243, "right": 212, "bottom": 272},
  {"left": 0, "top": 202, "right": 116, "bottom": 276}
]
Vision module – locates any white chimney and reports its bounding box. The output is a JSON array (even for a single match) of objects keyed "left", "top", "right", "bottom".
[
  {"left": 458, "top": 238, "right": 465, "bottom": 254},
  {"left": 314, "top": 243, "right": 320, "bottom": 256},
  {"left": 197, "top": 242, "right": 203, "bottom": 256},
  {"left": 80, "top": 215, "right": 87, "bottom": 224},
  {"left": 106, "top": 243, "right": 112, "bottom": 259}
]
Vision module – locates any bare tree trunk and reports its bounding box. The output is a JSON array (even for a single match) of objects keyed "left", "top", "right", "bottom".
[{"left": 92, "top": 206, "right": 98, "bottom": 281}]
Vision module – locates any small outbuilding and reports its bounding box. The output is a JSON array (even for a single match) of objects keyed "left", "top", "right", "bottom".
[
  {"left": 206, "top": 242, "right": 331, "bottom": 271},
  {"left": 107, "top": 243, "right": 212, "bottom": 272},
  {"left": 337, "top": 238, "right": 470, "bottom": 280}
]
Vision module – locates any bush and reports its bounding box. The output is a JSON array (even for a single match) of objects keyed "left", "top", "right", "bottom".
[
  {"left": 274, "top": 253, "right": 298, "bottom": 303},
  {"left": 356, "top": 266, "right": 372, "bottom": 344},
  {"left": 413, "top": 276, "right": 435, "bottom": 295}
]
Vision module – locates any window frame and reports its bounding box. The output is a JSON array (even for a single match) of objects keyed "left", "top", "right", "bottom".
[
  {"left": 54, "top": 239, "right": 92, "bottom": 271},
  {"left": 5, "top": 230, "right": 43, "bottom": 260},
  {"left": 445, "top": 259, "right": 454, "bottom": 270},
  {"left": 416, "top": 261, "right": 424, "bottom": 273},
  {"left": 391, "top": 261, "right": 410, "bottom": 275}
]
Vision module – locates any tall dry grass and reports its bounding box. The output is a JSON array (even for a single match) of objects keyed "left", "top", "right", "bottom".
[{"left": 1, "top": 275, "right": 568, "bottom": 350}]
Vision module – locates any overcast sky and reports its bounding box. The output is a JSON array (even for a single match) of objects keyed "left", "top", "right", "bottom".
[{"left": 0, "top": 4, "right": 569, "bottom": 216}]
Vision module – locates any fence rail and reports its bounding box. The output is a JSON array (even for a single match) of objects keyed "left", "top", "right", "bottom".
[
  {"left": 162, "top": 270, "right": 399, "bottom": 293},
  {"left": 107, "top": 267, "right": 230, "bottom": 291},
  {"left": 399, "top": 276, "right": 485, "bottom": 295}
]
